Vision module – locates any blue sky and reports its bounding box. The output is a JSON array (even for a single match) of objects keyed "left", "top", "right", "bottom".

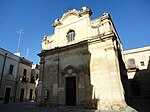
[{"left": 0, "top": 0, "right": 150, "bottom": 64}]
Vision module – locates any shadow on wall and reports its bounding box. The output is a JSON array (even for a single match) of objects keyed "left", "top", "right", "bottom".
[{"left": 126, "top": 57, "right": 150, "bottom": 112}]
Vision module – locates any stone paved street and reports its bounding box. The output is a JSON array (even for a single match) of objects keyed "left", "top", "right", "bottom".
[
  {"left": 0, "top": 101, "right": 99, "bottom": 112},
  {"left": 1, "top": 100, "right": 150, "bottom": 112},
  {"left": 0, "top": 101, "right": 130, "bottom": 112}
]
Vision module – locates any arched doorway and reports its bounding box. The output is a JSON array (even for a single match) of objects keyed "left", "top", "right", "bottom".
[{"left": 62, "top": 65, "right": 80, "bottom": 106}]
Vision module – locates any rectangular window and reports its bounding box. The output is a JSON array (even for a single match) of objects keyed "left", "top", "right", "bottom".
[
  {"left": 140, "top": 61, "right": 145, "bottom": 66},
  {"left": 127, "top": 58, "right": 136, "bottom": 69},
  {"left": 30, "top": 76, "right": 35, "bottom": 83},
  {"left": 36, "top": 74, "right": 38, "bottom": 80},
  {"left": 23, "top": 69, "right": 27, "bottom": 76},
  {"left": 9, "top": 65, "right": 14, "bottom": 74},
  {"left": 22, "top": 69, "right": 27, "bottom": 82}
]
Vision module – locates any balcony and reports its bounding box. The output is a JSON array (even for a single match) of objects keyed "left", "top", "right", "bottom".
[{"left": 20, "top": 76, "right": 29, "bottom": 82}]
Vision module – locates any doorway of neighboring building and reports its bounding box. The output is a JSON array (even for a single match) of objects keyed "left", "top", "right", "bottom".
[
  {"left": 29, "top": 89, "right": 33, "bottom": 100},
  {"left": 131, "top": 81, "right": 141, "bottom": 96},
  {"left": 66, "top": 76, "right": 76, "bottom": 106},
  {"left": 3, "top": 87, "right": 11, "bottom": 104},
  {"left": 20, "top": 88, "right": 24, "bottom": 102}
]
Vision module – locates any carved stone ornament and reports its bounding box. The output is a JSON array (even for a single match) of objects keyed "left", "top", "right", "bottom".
[{"left": 61, "top": 65, "right": 80, "bottom": 75}]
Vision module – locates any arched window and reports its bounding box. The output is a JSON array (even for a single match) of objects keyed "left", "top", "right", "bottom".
[{"left": 66, "top": 30, "right": 75, "bottom": 42}]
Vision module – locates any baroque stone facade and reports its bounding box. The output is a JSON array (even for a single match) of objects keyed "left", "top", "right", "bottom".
[{"left": 37, "top": 7, "right": 127, "bottom": 111}]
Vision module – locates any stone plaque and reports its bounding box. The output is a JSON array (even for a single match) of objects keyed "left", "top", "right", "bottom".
[{"left": 110, "top": 72, "right": 117, "bottom": 77}]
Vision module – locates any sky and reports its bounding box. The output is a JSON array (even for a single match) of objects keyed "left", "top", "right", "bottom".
[{"left": 0, "top": 0, "right": 150, "bottom": 64}]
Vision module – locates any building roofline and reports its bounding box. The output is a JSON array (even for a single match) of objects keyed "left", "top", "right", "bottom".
[
  {"left": 124, "top": 46, "right": 150, "bottom": 55},
  {"left": 0, "top": 47, "right": 19, "bottom": 58}
]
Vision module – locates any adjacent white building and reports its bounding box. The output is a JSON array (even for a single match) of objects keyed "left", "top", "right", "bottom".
[
  {"left": 124, "top": 46, "right": 150, "bottom": 98},
  {"left": 0, "top": 48, "right": 19, "bottom": 104},
  {"left": 0, "top": 48, "right": 39, "bottom": 104},
  {"left": 124, "top": 46, "right": 150, "bottom": 78}
]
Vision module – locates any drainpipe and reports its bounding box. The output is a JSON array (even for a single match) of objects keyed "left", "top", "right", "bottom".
[
  {"left": 13, "top": 59, "right": 20, "bottom": 102},
  {"left": 57, "top": 48, "right": 60, "bottom": 106},
  {"left": 0, "top": 53, "right": 7, "bottom": 88}
]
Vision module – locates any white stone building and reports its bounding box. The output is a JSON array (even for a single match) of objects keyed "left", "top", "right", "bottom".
[
  {"left": 37, "top": 7, "right": 128, "bottom": 111},
  {"left": 124, "top": 46, "right": 150, "bottom": 98}
]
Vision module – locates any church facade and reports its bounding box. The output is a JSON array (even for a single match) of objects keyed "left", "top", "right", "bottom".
[{"left": 37, "top": 7, "right": 127, "bottom": 110}]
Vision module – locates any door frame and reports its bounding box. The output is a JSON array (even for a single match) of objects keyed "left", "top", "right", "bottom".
[
  {"left": 3, "top": 86, "right": 12, "bottom": 104},
  {"left": 20, "top": 88, "right": 24, "bottom": 102},
  {"left": 65, "top": 76, "right": 77, "bottom": 106},
  {"left": 29, "top": 89, "right": 33, "bottom": 100}
]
